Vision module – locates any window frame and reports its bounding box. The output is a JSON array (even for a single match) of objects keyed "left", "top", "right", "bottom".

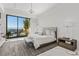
[{"left": 6, "top": 14, "right": 30, "bottom": 39}]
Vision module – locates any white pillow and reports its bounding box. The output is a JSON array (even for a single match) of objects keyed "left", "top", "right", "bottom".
[
  {"left": 50, "top": 31, "right": 54, "bottom": 35},
  {"left": 45, "top": 30, "right": 55, "bottom": 35},
  {"left": 45, "top": 30, "right": 50, "bottom": 35}
]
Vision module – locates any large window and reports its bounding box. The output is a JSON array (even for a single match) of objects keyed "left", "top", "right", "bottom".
[{"left": 6, "top": 15, "right": 30, "bottom": 39}]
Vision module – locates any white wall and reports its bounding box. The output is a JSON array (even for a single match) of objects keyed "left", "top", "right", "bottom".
[
  {"left": 0, "top": 8, "right": 6, "bottom": 47},
  {"left": 30, "top": 17, "right": 38, "bottom": 34},
  {"left": 37, "top": 3, "right": 79, "bottom": 41}
]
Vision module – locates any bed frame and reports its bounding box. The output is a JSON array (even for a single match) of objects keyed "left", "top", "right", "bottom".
[
  {"left": 37, "top": 27, "right": 58, "bottom": 49},
  {"left": 26, "top": 27, "right": 58, "bottom": 49}
]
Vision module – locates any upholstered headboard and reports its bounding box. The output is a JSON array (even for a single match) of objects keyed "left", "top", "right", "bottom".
[{"left": 42, "top": 27, "right": 57, "bottom": 39}]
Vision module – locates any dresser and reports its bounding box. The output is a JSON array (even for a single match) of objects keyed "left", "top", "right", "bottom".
[{"left": 58, "top": 38, "right": 77, "bottom": 51}]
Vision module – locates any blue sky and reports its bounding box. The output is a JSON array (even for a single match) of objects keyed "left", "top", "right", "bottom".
[{"left": 7, "top": 16, "right": 24, "bottom": 29}]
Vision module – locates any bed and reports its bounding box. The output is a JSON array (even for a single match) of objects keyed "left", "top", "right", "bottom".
[{"left": 26, "top": 27, "right": 57, "bottom": 49}]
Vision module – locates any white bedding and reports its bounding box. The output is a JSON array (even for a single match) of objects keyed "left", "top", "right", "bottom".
[
  {"left": 38, "top": 46, "right": 78, "bottom": 56},
  {"left": 29, "top": 34, "right": 56, "bottom": 49}
]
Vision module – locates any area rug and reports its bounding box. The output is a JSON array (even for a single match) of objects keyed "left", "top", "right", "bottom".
[{"left": 0, "top": 40, "right": 57, "bottom": 56}]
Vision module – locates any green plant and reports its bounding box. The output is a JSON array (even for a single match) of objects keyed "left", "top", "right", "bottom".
[
  {"left": 23, "top": 18, "right": 30, "bottom": 35},
  {"left": 23, "top": 18, "right": 30, "bottom": 29},
  {"left": 6, "top": 32, "right": 11, "bottom": 38}
]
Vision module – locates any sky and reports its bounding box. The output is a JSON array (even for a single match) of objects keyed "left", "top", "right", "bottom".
[{"left": 7, "top": 16, "right": 24, "bottom": 29}]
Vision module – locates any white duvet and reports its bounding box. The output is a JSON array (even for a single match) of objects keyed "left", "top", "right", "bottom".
[{"left": 30, "top": 34, "right": 56, "bottom": 49}]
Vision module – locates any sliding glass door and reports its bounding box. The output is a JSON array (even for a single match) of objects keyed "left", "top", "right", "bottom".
[
  {"left": 6, "top": 15, "right": 30, "bottom": 39},
  {"left": 18, "top": 17, "right": 26, "bottom": 36},
  {"left": 7, "top": 16, "right": 17, "bottom": 38}
]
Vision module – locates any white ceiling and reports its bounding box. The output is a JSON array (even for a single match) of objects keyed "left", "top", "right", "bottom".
[{"left": 1, "top": 3, "right": 56, "bottom": 16}]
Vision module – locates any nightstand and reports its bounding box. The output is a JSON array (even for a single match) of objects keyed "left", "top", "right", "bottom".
[{"left": 58, "top": 38, "right": 77, "bottom": 51}]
